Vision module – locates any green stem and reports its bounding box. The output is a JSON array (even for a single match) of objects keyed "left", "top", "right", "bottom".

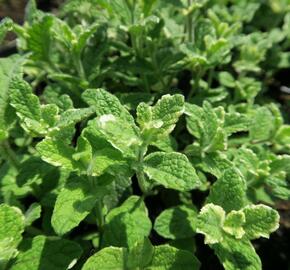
[
  {"left": 208, "top": 68, "right": 214, "bottom": 88},
  {"left": 73, "top": 52, "right": 86, "bottom": 81},
  {"left": 187, "top": 68, "right": 202, "bottom": 100},
  {"left": 88, "top": 174, "right": 104, "bottom": 248},
  {"left": 0, "top": 140, "right": 20, "bottom": 169},
  {"left": 187, "top": 0, "right": 193, "bottom": 42},
  {"left": 151, "top": 47, "right": 166, "bottom": 91},
  {"left": 95, "top": 199, "right": 104, "bottom": 229},
  {"left": 136, "top": 144, "right": 149, "bottom": 194}
]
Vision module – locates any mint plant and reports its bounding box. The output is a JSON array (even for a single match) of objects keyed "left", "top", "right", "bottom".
[{"left": 1, "top": 0, "right": 290, "bottom": 269}]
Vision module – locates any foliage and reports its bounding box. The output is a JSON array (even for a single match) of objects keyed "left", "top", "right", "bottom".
[{"left": 0, "top": 0, "right": 290, "bottom": 269}]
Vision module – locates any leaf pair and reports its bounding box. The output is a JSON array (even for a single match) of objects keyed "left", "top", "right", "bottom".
[{"left": 82, "top": 238, "right": 200, "bottom": 270}]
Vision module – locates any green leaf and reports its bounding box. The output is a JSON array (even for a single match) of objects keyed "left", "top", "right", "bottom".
[
  {"left": 213, "top": 237, "right": 261, "bottom": 270},
  {"left": 52, "top": 174, "right": 109, "bottom": 235},
  {"left": 144, "top": 152, "right": 201, "bottom": 191},
  {"left": 218, "top": 72, "right": 235, "bottom": 88},
  {"left": 249, "top": 107, "right": 275, "bottom": 142},
  {"left": 11, "top": 235, "right": 82, "bottom": 270},
  {"left": 199, "top": 152, "right": 233, "bottom": 178},
  {"left": 41, "top": 104, "right": 59, "bottom": 127},
  {"left": 26, "top": 15, "right": 54, "bottom": 61},
  {"left": 74, "top": 22, "right": 100, "bottom": 55},
  {"left": 137, "top": 94, "right": 184, "bottom": 142},
  {"left": 0, "top": 17, "right": 14, "bottom": 44},
  {"left": 207, "top": 168, "right": 247, "bottom": 212},
  {"left": 126, "top": 238, "right": 154, "bottom": 269},
  {"left": 16, "top": 157, "right": 57, "bottom": 187},
  {"left": 56, "top": 108, "right": 94, "bottom": 128},
  {"left": 275, "top": 125, "right": 290, "bottom": 145},
  {"left": 24, "top": 203, "right": 41, "bottom": 227},
  {"left": 82, "top": 88, "right": 135, "bottom": 124},
  {"left": 84, "top": 240, "right": 198, "bottom": 270},
  {"left": 242, "top": 205, "right": 279, "bottom": 240},
  {"left": 102, "top": 195, "right": 152, "bottom": 248},
  {"left": 94, "top": 115, "right": 141, "bottom": 158},
  {"left": 150, "top": 135, "right": 177, "bottom": 152},
  {"left": 224, "top": 112, "right": 250, "bottom": 135},
  {"left": 148, "top": 245, "right": 200, "bottom": 270},
  {"left": 270, "top": 155, "right": 290, "bottom": 174},
  {"left": 36, "top": 130, "right": 78, "bottom": 171},
  {"left": 154, "top": 205, "right": 197, "bottom": 239},
  {"left": 0, "top": 55, "right": 25, "bottom": 140},
  {"left": 186, "top": 102, "right": 227, "bottom": 153},
  {"left": 82, "top": 125, "right": 133, "bottom": 177},
  {"left": 82, "top": 247, "right": 126, "bottom": 270},
  {"left": 223, "top": 211, "right": 245, "bottom": 239},
  {"left": 10, "top": 77, "right": 46, "bottom": 135},
  {"left": 0, "top": 204, "right": 24, "bottom": 263},
  {"left": 197, "top": 204, "right": 225, "bottom": 244}
]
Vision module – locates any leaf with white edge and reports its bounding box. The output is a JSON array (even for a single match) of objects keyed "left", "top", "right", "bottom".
[
  {"left": 270, "top": 155, "right": 290, "bottom": 174},
  {"left": 137, "top": 94, "right": 184, "bottom": 142},
  {"left": 24, "top": 203, "right": 41, "bottom": 227},
  {"left": 275, "top": 125, "right": 290, "bottom": 145},
  {"left": 207, "top": 168, "right": 247, "bottom": 212},
  {"left": 223, "top": 211, "right": 245, "bottom": 239},
  {"left": 82, "top": 125, "right": 133, "bottom": 177},
  {"left": 11, "top": 235, "right": 82, "bottom": 270},
  {"left": 0, "top": 204, "right": 24, "bottom": 262},
  {"left": 102, "top": 195, "right": 152, "bottom": 248},
  {"left": 52, "top": 174, "right": 110, "bottom": 235},
  {"left": 197, "top": 204, "right": 225, "bottom": 244},
  {"left": 148, "top": 245, "right": 200, "bottom": 270},
  {"left": 94, "top": 115, "right": 141, "bottom": 158},
  {"left": 144, "top": 152, "right": 201, "bottom": 191},
  {"left": 82, "top": 247, "right": 126, "bottom": 270},
  {"left": 0, "top": 55, "right": 25, "bottom": 140},
  {"left": 82, "top": 88, "right": 135, "bottom": 125},
  {"left": 242, "top": 205, "right": 279, "bottom": 240},
  {"left": 213, "top": 237, "right": 261, "bottom": 270},
  {"left": 154, "top": 205, "right": 197, "bottom": 239}
]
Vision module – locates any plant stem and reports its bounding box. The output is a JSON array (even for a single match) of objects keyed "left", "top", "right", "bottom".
[
  {"left": 136, "top": 144, "right": 149, "bottom": 194},
  {"left": 187, "top": 68, "right": 202, "bottom": 100},
  {"left": 95, "top": 199, "right": 104, "bottom": 229},
  {"left": 208, "top": 68, "right": 214, "bottom": 88},
  {"left": 187, "top": 0, "right": 193, "bottom": 42},
  {"left": 73, "top": 52, "right": 86, "bottom": 81},
  {"left": 0, "top": 140, "right": 20, "bottom": 169}
]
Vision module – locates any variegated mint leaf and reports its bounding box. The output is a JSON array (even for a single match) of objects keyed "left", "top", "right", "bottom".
[
  {"left": 242, "top": 204, "right": 279, "bottom": 240},
  {"left": 223, "top": 211, "right": 245, "bottom": 239},
  {"left": 137, "top": 94, "right": 184, "bottom": 143},
  {"left": 197, "top": 204, "right": 225, "bottom": 244}
]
